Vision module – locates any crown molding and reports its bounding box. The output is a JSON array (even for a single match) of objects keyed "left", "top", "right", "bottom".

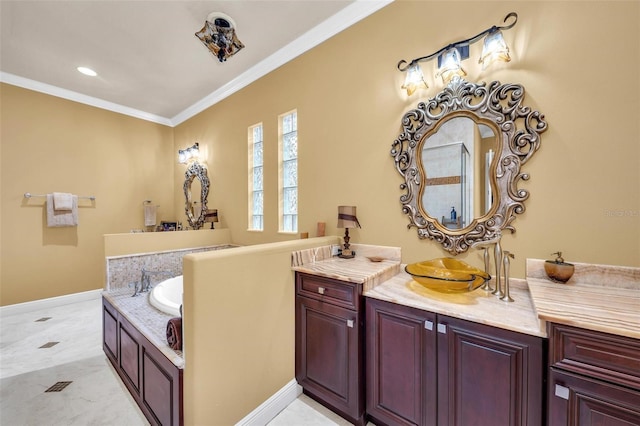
[
  {"left": 1, "top": 0, "right": 393, "bottom": 127},
  {"left": 171, "top": 0, "right": 394, "bottom": 126},
  {"left": 0, "top": 72, "right": 173, "bottom": 126}
]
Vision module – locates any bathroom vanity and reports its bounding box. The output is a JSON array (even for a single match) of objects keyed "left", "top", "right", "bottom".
[
  {"left": 292, "top": 247, "right": 640, "bottom": 426},
  {"left": 366, "top": 298, "right": 544, "bottom": 426},
  {"left": 102, "top": 296, "right": 183, "bottom": 426},
  {"left": 295, "top": 272, "right": 365, "bottom": 425},
  {"left": 526, "top": 259, "right": 640, "bottom": 425}
]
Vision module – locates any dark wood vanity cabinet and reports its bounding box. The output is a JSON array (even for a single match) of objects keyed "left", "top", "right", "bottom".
[
  {"left": 366, "top": 298, "right": 545, "bottom": 426},
  {"left": 295, "top": 272, "right": 365, "bottom": 426},
  {"left": 102, "top": 297, "right": 183, "bottom": 426},
  {"left": 547, "top": 323, "right": 640, "bottom": 425},
  {"left": 365, "top": 298, "right": 437, "bottom": 425}
]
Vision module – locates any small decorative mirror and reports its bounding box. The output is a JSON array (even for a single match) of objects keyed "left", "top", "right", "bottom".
[
  {"left": 391, "top": 78, "right": 547, "bottom": 254},
  {"left": 184, "top": 162, "right": 210, "bottom": 230}
]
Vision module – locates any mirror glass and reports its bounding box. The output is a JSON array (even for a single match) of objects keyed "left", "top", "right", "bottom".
[
  {"left": 183, "top": 162, "right": 210, "bottom": 230},
  {"left": 391, "top": 78, "right": 547, "bottom": 255},
  {"left": 188, "top": 177, "right": 202, "bottom": 219},
  {"left": 421, "top": 116, "right": 497, "bottom": 230}
]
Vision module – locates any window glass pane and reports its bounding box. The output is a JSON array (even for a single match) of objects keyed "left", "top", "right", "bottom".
[
  {"left": 253, "top": 216, "right": 263, "bottom": 230},
  {"left": 253, "top": 166, "right": 263, "bottom": 190},
  {"left": 252, "top": 191, "right": 263, "bottom": 215},
  {"left": 253, "top": 141, "right": 263, "bottom": 166},
  {"left": 283, "top": 160, "right": 297, "bottom": 188},
  {"left": 249, "top": 123, "right": 264, "bottom": 231},
  {"left": 279, "top": 111, "right": 297, "bottom": 233},
  {"left": 283, "top": 133, "right": 297, "bottom": 161},
  {"left": 282, "top": 114, "right": 292, "bottom": 134},
  {"left": 253, "top": 126, "right": 262, "bottom": 142},
  {"left": 283, "top": 187, "right": 297, "bottom": 214}
]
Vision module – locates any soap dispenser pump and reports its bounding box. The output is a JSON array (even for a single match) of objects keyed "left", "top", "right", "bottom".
[{"left": 544, "top": 251, "right": 575, "bottom": 283}]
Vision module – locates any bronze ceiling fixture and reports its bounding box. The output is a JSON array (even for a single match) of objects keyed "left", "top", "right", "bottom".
[{"left": 195, "top": 12, "right": 244, "bottom": 63}]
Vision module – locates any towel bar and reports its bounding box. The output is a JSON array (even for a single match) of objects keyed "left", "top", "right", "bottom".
[{"left": 24, "top": 192, "right": 96, "bottom": 201}]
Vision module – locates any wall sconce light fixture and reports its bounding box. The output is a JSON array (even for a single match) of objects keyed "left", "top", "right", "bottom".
[
  {"left": 398, "top": 12, "right": 518, "bottom": 94},
  {"left": 204, "top": 209, "right": 219, "bottom": 229},
  {"left": 337, "top": 206, "right": 361, "bottom": 259},
  {"left": 178, "top": 143, "right": 200, "bottom": 164}
]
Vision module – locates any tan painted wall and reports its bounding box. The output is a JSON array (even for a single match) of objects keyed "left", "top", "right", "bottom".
[
  {"left": 2, "top": 1, "right": 639, "bottom": 305},
  {"left": 174, "top": 1, "right": 640, "bottom": 276},
  {"left": 182, "top": 236, "right": 339, "bottom": 425},
  {"left": 0, "top": 85, "right": 176, "bottom": 305},
  {"left": 104, "top": 229, "right": 232, "bottom": 257}
]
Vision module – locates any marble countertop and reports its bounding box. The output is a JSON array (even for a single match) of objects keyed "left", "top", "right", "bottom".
[
  {"left": 526, "top": 259, "right": 640, "bottom": 339},
  {"left": 103, "top": 289, "right": 184, "bottom": 368},
  {"left": 292, "top": 250, "right": 640, "bottom": 341},
  {"left": 366, "top": 270, "right": 546, "bottom": 337},
  {"left": 291, "top": 245, "right": 545, "bottom": 338},
  {"left": 291, "top": 244, "right": 402, "bottom": 293}
]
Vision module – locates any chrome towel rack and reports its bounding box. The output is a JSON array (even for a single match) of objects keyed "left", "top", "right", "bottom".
[{"left": 24, "top": 192, "right": 96, "bottom": 201}]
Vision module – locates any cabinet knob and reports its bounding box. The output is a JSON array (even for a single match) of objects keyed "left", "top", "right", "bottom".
[
  {"left": 318, "top": 287, "right": 325, "bottom": 295},
  {"left": 424, "top": 320, "right": 434, "bottom": 331},
  {"left": 437, "top": 323, "right": 447, "bottom": 334},
  {"left": 347, "top": 319, "right": 354, "bottom": 328},
  {"left": 554, "top": 384, "right": 570, "bottom": 400}
]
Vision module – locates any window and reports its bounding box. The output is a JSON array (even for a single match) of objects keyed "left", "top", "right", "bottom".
[
  {"left": 279, "top": 110, "right": 297, "bottom": 233},
  {"left": 248, "top": 123, "right": 263, "bottom": 231}
]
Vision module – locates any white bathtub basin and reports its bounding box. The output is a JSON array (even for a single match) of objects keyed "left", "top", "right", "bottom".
[{"left": 149, "top": 275, "right": 182, "bottom": 317}]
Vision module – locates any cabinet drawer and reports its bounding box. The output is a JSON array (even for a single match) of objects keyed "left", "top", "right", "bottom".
[
  {"left": 549, "top": 323, "right": 640, "bottom": 389},
  {"left": 296, "top": 273, "right": 359, "bottom": 309}
]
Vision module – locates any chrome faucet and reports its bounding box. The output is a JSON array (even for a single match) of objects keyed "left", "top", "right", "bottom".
[
  {"left": 131, "top": 269, "right": 173, "bottom": 297},
  {"left": 501, "top": 251, "right": 515, "bottom": 302},
  {"left": 471, "top": 234, "right": 502, "bottom": 293}
]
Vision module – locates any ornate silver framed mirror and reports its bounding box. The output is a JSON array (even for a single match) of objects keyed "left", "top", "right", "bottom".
[
  {"left": 391, "top": 78, "right": 547, "bottom": 254},
  {"left": 183, "top": 162, "right": 210, "bottom": 230}
]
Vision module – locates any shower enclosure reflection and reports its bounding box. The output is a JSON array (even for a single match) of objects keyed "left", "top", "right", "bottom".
[{"left": 421, "top": 116, "right": 497, "bottom": 229}]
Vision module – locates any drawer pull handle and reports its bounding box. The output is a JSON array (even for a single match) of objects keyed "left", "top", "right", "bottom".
[
  {"left": 437, "top": 323, "right": 447, "bottom": 334},
  {"left": 555, "top": 384, "right": 570, "bottom": 400},
  {"left": 318, "top": 287, "right": 325, "bottom": 295},
  {"left": 347, "top": 319, "right": 354, "bottom": 328},
  {"left": 424, "top": 320, "right": 434, "bottom": 331}
]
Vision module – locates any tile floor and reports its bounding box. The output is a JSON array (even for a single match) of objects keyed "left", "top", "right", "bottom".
[{"left": 0, "top": 297, "right": 360, "bottom": 425}]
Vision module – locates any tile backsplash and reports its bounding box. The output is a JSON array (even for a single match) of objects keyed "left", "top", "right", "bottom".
[{"left": 106, "top": 244, "right": 237, "bottom": 291}]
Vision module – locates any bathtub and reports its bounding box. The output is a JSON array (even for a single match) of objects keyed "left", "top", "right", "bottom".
[{"left": 150, "top": 275, "right": 183, "bottom": 317}]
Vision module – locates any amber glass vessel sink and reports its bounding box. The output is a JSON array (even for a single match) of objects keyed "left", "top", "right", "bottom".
[{"left": 405, "top": 258, "right": 490, "bottom": 293}]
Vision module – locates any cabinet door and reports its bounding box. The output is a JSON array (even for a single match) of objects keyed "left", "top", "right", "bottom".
[
  {"left": 118, "top": 311, "right": 142, "bottom": 395},
  {"left": 103, "top": 298, "right": 119, "bottom": 364},
  {"left": 548, "top": 368, "right": 640, "bottom": 426},
  {"left": 437, "top": 315, "right": 544, "bottom": 426},
  {"left": 295, "top": 295, "right": 362, "bottom": 422},
  {"left": 366, "top": 298, "right": 437, "bottom": 426}
]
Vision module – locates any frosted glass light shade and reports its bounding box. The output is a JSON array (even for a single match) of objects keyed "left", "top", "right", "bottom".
[
  {"left": 479, "top": 30, "right": 511, "bottom": 69},
  {"left": 401, "top": 63, "right": 428, "bottom": 96},
  {"left": 436, "top": 48, "right": 467, "bottom": 84}
]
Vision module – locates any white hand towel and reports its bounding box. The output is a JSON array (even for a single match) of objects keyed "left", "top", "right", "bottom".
[
  {"left": 144, "top": 205, "right": 157, "bottom": 226},
  {"left": 53, "top": 192, "right": 73, "bottom": 210},
  {"left": 47, "top": 194, "right": 78, "bottom": 227}
]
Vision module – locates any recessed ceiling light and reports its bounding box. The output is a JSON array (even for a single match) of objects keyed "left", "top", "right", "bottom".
[{"left": 77, "top": 66, "right": 97, "bottom": 77}]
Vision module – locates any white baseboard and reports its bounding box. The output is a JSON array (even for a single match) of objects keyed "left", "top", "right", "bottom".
[
  {"left": 236, "top": 379, "right": 302, "bottom": 426},
  {"left": 0, "top": 289, "right": 103, "bottom": 318}
]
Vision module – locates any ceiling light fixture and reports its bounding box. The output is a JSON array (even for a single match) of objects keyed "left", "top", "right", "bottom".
[
  {"left": 77, "top": 66, "right": 97, "bottom": 77},
  {"left": 195, "top": 12, "right": 244, "bottom": 63},
  {"left": 398, "top": 12, "right": 518, "bottom": 94}
]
